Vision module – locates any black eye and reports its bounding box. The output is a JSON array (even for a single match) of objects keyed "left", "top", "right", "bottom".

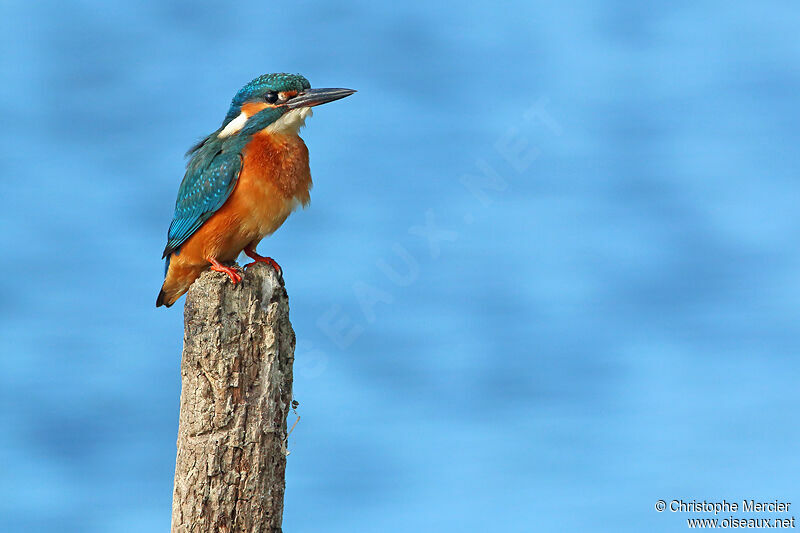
[{"left": 265, "top": 92, "right": 278, "bottom": 104}]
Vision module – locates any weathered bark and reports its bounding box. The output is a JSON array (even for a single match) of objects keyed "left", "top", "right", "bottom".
[{"left": 171, "top": 263, "right": 295, "bottom": 533}]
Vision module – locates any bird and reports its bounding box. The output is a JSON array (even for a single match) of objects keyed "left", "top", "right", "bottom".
[{"left": 156, "top": 73, "right": 355, "bottom": 307}]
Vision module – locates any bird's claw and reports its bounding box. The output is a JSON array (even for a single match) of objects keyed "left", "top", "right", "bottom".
[
  {"left": 209, "top": 261, "right": 243, "bottom": 284},
  {"left": 243, "top": 250, "right": 282, "bottom": 277}
]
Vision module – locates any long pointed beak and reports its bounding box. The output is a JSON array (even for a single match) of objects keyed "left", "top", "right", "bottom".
[{"left": 287, "top": 88, "right": 356, "bottom": 109}]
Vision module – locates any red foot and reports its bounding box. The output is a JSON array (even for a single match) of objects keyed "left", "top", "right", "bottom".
[
  {"left": 243, "top": 248, "right": 282, "bottom": 277},
  {"left": 208, "top": 257, "right": 242, "bottom": 284}
]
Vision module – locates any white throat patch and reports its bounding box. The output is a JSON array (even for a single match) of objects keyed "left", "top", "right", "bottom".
[
  {"left": 266, "top": 107, "right": 313, "bottom": 135},
  {"left": 217, "top": 106, "right": 313, "bottom": 139},
  {"left": 218, "top": 111, "right": 248, "bottom": 138}
]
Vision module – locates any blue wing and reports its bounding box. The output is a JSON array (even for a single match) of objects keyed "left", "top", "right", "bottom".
[{"left": 162, "top": 144, "right": 242, "bottom": 258}]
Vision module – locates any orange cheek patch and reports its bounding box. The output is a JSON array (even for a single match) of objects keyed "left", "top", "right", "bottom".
[
  {"left": 241, "top": 102, "right": 271, "bottom": 116},
  {"left": 279, "top": 90, "right": 298, "bottom": 101}
]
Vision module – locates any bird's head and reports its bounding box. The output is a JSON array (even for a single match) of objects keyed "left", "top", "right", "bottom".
[{"left": 218, "top": 73, "right": 355, "bottom": 139}]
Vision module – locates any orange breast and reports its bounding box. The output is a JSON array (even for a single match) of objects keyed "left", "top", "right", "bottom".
[
  {"left": 173, "top": 132, "right": 312, "bottom": 265},
  {"left": 235, "top": 131, "right": 312, "bottom": 238}
]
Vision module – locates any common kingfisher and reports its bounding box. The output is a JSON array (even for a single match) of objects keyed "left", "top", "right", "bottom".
[{"left": 156, "top": 73, "right": 355, "bottom": 307}]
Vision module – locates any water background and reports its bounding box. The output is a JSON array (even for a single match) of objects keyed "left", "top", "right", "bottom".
[{"left": 1, "top": 1, "right": 799, "bottom": 531}]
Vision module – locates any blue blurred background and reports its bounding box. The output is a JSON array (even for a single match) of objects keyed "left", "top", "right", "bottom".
[{"left": 2, "top": 1, "right": 799, "bottom": 531}]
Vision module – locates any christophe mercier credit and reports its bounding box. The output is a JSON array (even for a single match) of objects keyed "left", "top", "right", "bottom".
[{"left": 670, "top": 500, "right": 791, "bottom": 513}]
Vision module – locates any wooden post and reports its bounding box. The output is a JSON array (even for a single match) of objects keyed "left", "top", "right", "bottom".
[{"left": 171, "top": 263, "right": 295, "bottom": 533}]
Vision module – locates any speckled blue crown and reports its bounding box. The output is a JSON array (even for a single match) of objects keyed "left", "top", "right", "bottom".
[{"left": 223, "top": 73, "right": 311, "bottom": 125}]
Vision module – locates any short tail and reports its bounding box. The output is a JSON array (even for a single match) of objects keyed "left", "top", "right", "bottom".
[
  {"left": 156, "top": 255, "right": 202, "bottom": 308},
  {"left": 156, "top": 283, "right": 185, "bottom": 307},
  {"left": 155, "top": 288, "right": 171, "bottom": 308},
  {"left": 156, "top": 279, "right": 192, "bottom": 308}
]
